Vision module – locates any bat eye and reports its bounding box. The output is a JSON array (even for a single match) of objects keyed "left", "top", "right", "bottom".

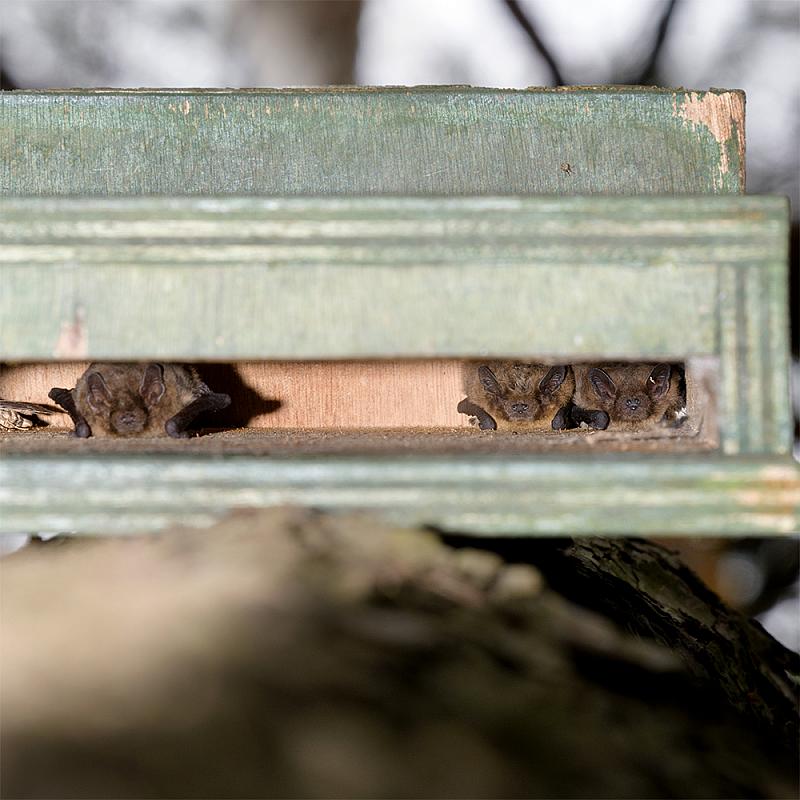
[{"left": 511, "top": 403, "right": 529, "bottom": 414}]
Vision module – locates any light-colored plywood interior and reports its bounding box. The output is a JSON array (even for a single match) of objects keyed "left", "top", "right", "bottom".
[
  {"left": 0, "top": 361, "right": 470, "bottom": 429},
  {"left": 0, "top": 359, "right": 717, "bottom": 451}
]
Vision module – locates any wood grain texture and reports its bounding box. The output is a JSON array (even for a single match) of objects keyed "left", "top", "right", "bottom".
[
  {"left": 0, "top": 452, "right": 796, "bottom": 536},
  {"left": 0, "top": 88, "right": 745, "bottom": 197},
  {"left": 0, "top": 361, "right": 470, "bottom": 429}
]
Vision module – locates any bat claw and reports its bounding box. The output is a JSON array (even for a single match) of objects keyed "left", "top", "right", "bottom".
[
  {"left": 165, "top": 419, "right": 190, "bottom": 439},
  {"left": 589, "top": 411, "right": 610, "bottom": 430},
  {"left": 551, "top": 408, "right": 568, "bottom": 430}
]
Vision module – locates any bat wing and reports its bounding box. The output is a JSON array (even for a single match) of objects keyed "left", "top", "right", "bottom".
[
  {"left": 0, "top": 401, "right": 66, "bottom": 431},
  {"left": 0, "top": 400, "right": 60, "bottom": 415}
]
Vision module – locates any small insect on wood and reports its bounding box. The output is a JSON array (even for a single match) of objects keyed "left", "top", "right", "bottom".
[
  {"left": 48, "top": 363, "right": 231, "bottom": 439},
  {"left": 570, "top": 363, "right": 686, "bottom": 432},
  {"left": 458, "top": 362, "right": 574, "bottom": 431}
]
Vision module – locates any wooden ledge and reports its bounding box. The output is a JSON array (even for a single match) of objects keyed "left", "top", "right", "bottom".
[{"left": 1, "top": 451, "right": 796, "bottom": 536}]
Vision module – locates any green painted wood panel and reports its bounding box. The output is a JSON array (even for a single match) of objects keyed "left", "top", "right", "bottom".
[
  {"left": 0, "top": 88, "right": 745, "bottom": 197},
  {"left": 0, "top": 453, "right": 796, "bottom": 536},
  {"left": 0, "top": 195, "right": 791, "bottom": 455},
  {"left": 0, "top": 194, "right": 781, "bottom": 362}
]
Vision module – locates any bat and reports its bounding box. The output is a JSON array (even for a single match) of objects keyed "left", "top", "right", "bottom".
[
  {"left": 458, "top": 362, "right": 574, "bottom": 431},
  {"left": 49, "top": 363, "right": 231, "bottom": 439},
  {"left": 570, "top": 363, "right": 686, "bottom": 431}
]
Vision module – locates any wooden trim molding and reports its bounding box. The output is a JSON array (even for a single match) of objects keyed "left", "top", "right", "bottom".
[
  {"left": 0, "top": 195, "right": 791, "bottom": 455},
  {"left": 0, "top": 453, "right": 796, "bottom": 536}
]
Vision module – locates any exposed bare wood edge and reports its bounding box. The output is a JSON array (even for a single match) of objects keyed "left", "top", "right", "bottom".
[
  {"left": 673, "top": 90, "right": 746, "bottom": 191},
  {"left": 1, "top": 454, "right": 797, "bottom": 536}
]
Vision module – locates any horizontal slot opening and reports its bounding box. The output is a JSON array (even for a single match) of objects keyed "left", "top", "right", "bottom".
[{"left": 0, "top": 359, "right": 718, "bottom": 455}]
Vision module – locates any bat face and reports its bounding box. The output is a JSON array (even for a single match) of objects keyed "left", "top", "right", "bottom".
[
  {"left": 585, "top": 364, "right": 672, "bottom": 424},
  {"left": 107, "top": 395, "right": 148, "bottom": 435},
  {"left": 76, "top": 364, "right": 165, "bottom": 436},
  {"left": 476, "top": 364, "right": 570, "bottom": 423}
]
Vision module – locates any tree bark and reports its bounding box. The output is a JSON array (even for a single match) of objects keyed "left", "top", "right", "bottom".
[
  {"left": 444, "top": 534, "right": 800, "bottom": 750},
  {"left": 2, "top": 510, "right": 797, "bottom": 798}
]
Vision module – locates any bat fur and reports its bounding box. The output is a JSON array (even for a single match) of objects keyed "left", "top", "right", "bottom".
[
  {"left": 49, "top": 362, "right": 231, "bottom": 439},
  {"left": 571, "top": 363, "right": 686, "bottom": 432},
  {"left": 459, "top": 362, "right": 574, "bottom": 431}
]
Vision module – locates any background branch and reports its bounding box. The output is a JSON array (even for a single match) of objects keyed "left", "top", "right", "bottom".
[{"left": 502, "top": 0, "right": 565, "bottom": 85}]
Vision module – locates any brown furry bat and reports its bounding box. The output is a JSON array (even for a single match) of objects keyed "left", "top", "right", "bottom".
[
  {"left": 570, "top": 363, "right": 686, "bottom": 432},
  {"left": 458, "top": 362, "right": 574, "bottom": 431},
  {"left": 49, "top": 363, "right": 231, "bottom": 439}
]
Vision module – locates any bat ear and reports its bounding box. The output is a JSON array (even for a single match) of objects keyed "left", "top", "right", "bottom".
[
  {"left": 647, "top": 364, "right": 671, "bottom": 400},
  {"left": 588, "top": 368, "right": 616, "bottom": 403},
  {"left": 539, "top": 365, "right": 567, "bottom": 397},
  {"left": 140, "top": 363, "right": 166, "bottom": 407},
  {"left": 86, "top": 372, "right": 112, "bottom": 413},
  {"left": 478, "top": 366, "right": 501, "bottom": 396}
]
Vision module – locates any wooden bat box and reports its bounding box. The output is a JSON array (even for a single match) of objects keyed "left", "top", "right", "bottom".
[{"left": 0, "top": 88, "right": 797, "bottom": 534}]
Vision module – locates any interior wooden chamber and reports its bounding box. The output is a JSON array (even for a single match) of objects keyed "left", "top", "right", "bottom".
[{"left": 0, "top": 359, "right": 718, "bottom": 454}]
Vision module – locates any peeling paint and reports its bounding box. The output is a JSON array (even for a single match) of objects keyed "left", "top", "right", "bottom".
[
  {"left": 182, "top": 99, "right": 191, "bottom": 116},
  {"left": 674, "top": 91, "right": 745, "bottom": 189},
  {"left": 54, "top": 306, "right": 88, "bottom": 359}
]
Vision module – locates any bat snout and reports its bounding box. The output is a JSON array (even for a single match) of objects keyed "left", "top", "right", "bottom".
[
  {"left": 505, "top": 399, "right": 538, "bottom": 421},
  {"left": 617, "top": 394, "right": 649, "bottom": 422},
  {"left": 112, "top": 408, "right": 146, "bottom": 434}
]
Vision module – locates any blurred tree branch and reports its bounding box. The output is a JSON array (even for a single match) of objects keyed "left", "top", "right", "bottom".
[
  {"left": 633, "top": 0, "right": 680, "bottom": 85},
  {"left": 501, "top": 0, "right": 565, "bottom": 85},
  {"left": 0, "top": 67, "right": 19, "bottom": 90},
  {"left": 502, "top": 0, "right": 682, "bottom": 88}
]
